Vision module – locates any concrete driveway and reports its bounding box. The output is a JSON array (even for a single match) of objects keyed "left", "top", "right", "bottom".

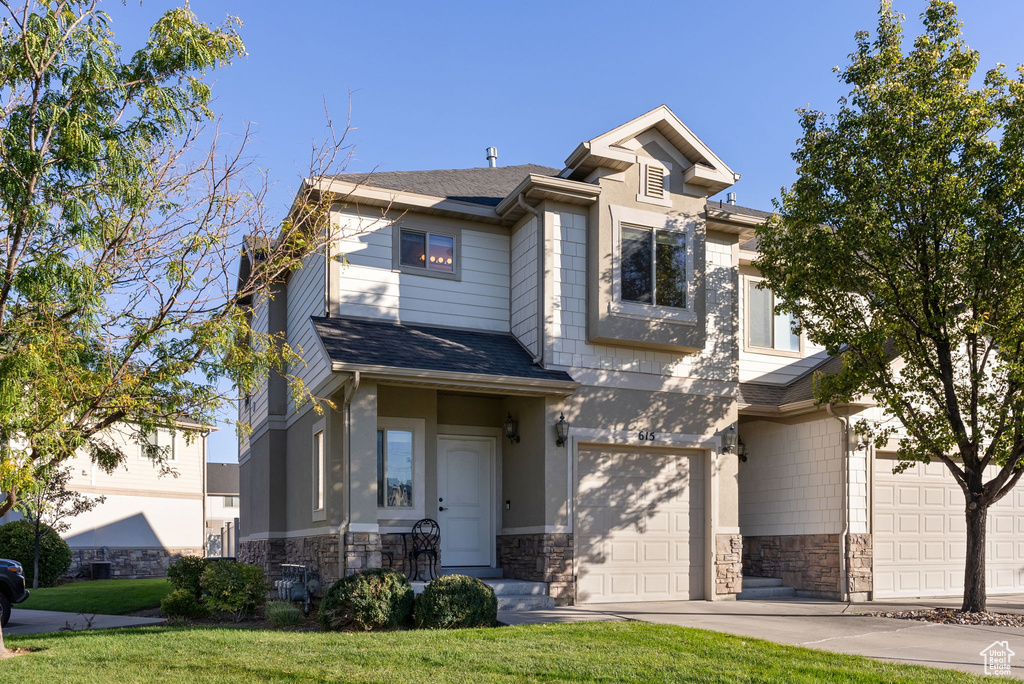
[
  {"left": 4, "top": 608, "right": 165, "bottom": 636},
  {"left": 499, "top": 596, "right": 1024, "bottom": 678}
]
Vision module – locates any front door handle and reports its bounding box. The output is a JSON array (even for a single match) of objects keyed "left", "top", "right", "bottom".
[{"left": 438, "top": 506, "right": 447, "bottom": 511}]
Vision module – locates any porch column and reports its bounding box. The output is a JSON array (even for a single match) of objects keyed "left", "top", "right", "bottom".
[{"left": 345, "top": 378, "right": 382, "bottom": 573}]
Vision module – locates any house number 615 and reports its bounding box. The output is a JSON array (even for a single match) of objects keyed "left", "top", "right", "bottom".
[{"left": 637, "top": 430, "right": 657, "bottom": 441}]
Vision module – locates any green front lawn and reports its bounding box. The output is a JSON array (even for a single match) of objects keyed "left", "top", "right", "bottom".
[
  {"left": 17, "top": 578, "right": 172, "bottom": 615},
  {"left": 0, "top": 621, "right": 1003, "bottom": 683}
]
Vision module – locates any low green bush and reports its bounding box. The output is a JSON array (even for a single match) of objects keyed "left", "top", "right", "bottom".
[
  {"left": 265, "top": 600, "right": 304, "bottom": 628},
  {"left": 160, "top": 588, "right": 210, "bottom": 620},
  {"left": 0, "top": 519, "right": 72, "bottom": 587},
  {"left": 414, "top": 575, "right": 497, "bottom": 629},
  {"left": 319, "top": 568, "right": 413, "bottom": 631},
  {"left": 200, "top": 560, "right": 268, "bottom": 621},
  {"left": 167, "top": 555, "right": 208, "bottom": 600}
]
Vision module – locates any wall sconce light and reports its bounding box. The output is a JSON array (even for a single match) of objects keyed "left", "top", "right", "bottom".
[
  {"left": 504, "top": 413, "right": 520, "bottom": 444},
  {"left": 721, "top": 425, "right": 738, "bottom": 454},
  {"left": 737, "top": 438, "right": 748, "bottom": 462},
  {"left": 555, "top": 412, "right": 570, "bottom": 447},
  {"left": 855, "top": 439, "right": 869, "bottom": 451}
]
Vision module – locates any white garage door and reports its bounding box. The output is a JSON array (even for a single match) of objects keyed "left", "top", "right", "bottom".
[
  {"left": 874, "top": 455, "right": 1024, "bottom": 598},
  {"left": 576, "top": 447, "right": 704, "bottom": 603}
]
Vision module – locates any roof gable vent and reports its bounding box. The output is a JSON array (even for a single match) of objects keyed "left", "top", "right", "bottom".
[{"left": 645, "top": 164, "right": 666, "bottom": 200}]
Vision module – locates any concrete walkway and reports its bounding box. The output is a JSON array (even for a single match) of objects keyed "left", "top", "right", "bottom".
[
  {"left": 4, "top": 608, "right": 165, "bottom": 636},
  {"left": 499, "top": 596, "right": 1024, "bottom": 678}
]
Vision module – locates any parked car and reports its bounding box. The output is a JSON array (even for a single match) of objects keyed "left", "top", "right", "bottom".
[{"left": 0, "top": 558, "right": 29, "bottom": 627}]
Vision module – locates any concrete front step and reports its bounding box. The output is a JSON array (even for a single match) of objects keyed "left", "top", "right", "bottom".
[
  {"left": 410, "top": 578, "right": 554, "bottom": 610},
  {"left": 742, "top": 576, "right": 784, "bottom": 589},
  {"left": 737, "top": 586, "right": 797, "bottom": 600},
  {"left": 441, "top": 567, "right": 504, "bottom": 579}
]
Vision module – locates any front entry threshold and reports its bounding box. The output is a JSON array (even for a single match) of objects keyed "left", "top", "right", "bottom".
[{"left": 441, "top": 566, "right": 504, "bottom": 579}]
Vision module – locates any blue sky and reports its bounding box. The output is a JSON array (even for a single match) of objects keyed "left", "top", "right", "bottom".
[{"left": 104, "top": 1, "right": 1024, "bottom": 462}]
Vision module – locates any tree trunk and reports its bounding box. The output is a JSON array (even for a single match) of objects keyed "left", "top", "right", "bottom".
[
  {"left": 962, "top": 505, "right": 988, "bottom": 613},
  {"left": 32, "top": 519, "right": 41, "bottom": 591}
]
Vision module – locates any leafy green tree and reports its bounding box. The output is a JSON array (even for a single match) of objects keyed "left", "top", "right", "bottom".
[
  {"left": 0, "top": 0, "right": 349, "bottom": 649},
  {"left": 755, "top": 1, "right": 1024, "bottom": 613}
]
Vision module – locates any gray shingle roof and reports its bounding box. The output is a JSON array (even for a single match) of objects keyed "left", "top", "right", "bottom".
[
  {"left": 207, "top": 463, "right": 239, "bottom": 496},
  {"left": 707, "top": 200, "right": 774, "bottom": 221},
  {"left": 739, "top": 353, "right": 845, "bottom": 407},
  {"left": 332, "top": 164, "right": 561, "bottom": 207},
  {"left": 311, "top": 316, "right": 575, "bottom": 383}
]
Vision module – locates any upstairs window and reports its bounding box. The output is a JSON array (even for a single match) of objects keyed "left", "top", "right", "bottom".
[
  {"left": 621, "top": 224, "right": 687, "bottom": 309},
  {"left": 747, "top": 278, "right": 800, "bottom": 353},
  {"left": 399, "top": 229, "right": 455, "bottom": 273},
  {"left": 377, "top": 428, "right": 413, "bottom": 509},
  {"left": 138, "top": 429, "right": 175, "bottom": 461},
  {"left": 223, "top": 496, "right": 239, "bottom": 508}
]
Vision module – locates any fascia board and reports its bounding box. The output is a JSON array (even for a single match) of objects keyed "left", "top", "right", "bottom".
[{"left": 328, "top": 360, "right": 580, "bottom": 396}]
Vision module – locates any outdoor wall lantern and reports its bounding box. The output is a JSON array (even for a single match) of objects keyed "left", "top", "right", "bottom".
[
  {"left": 504, "top": 413, "right": 520, "bottom": 444},
  {"left": 555, "top": 412, "right": 570, "bottom": 447},
  {"left": 721, "top": 425, "right": 738, "bottom": 454},
  {"left": 737, "top": 438, "right": 748, "bottom": 462}
]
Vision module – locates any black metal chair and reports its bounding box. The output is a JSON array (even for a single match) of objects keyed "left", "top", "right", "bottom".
[{"left": 409, "top": 518, "right": 440, "bottom": 581}]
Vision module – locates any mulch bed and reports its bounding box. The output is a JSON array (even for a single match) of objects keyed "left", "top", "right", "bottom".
[{"left": 866, "top": 607, "right": 1024, "bottom": 627}]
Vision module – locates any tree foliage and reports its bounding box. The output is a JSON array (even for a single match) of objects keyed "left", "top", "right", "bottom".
[
  {"left": 0, "top": 0, "right": 349, "bottom": 521},
  {"left": 755, "top": 1, "right": 1024, "bottom": 612}
]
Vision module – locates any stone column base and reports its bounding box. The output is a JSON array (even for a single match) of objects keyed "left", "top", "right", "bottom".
[
  {"left": 715, "top": 534, "right": 743, "bottom": 596},
  {"left": 498, "top": 533, "right": 574, "bottom": 605},
  {"left": 343, "top": 532, "right": 383, "bottom": 575}
]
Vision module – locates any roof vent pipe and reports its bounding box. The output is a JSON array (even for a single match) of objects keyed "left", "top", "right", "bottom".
[
  {"left": 727, "top": 192, "right": 737, "bottom": 205},
  {"left": 486, "top": 147, "right": 498, "bottom": 168}
]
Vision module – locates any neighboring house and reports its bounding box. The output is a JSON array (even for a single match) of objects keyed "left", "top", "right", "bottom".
[
  {"left": 1, "top": 423, "right": 210, "bottom": 579},
  {"left": 237, "top": 104, "right": 1024, "bottom": 605},
  {"left": 206, "top": 463, "right": 240, "bottom": 556}
]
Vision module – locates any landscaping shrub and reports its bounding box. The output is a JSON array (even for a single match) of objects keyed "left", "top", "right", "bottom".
[
  {"left": 265, "top": 600, "right": 304, "bottom": 628},
  {"left": 200, "top": 560, "right": 268, "bottom": 621},
  {"left": 167, "top": 555, "right": 209, "bottom": 600},
  {"left": 160, "top": 588, "right": 210, "bottom": 620},
  {"left": 0, "top": 519, "right": 72, "bottom": 587},
  {"left": 414, "top": 574, "right": 497, "bottom": 629},
  {"left": 318, "top": 567, "right": 413, "bottom": 631}
]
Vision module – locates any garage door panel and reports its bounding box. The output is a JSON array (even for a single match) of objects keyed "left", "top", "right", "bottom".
[
  {"left": 577, "top": 448, "right": 704, "bottom": 604},
  {"left": 875, "top": 456, "right": 1024, "bottom": 598}
]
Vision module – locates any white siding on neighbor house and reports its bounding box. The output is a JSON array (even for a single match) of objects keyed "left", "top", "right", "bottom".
[
  {"left": 738, "top": 417, "right": 846, "bottom": 537},
  {"left": 549, "top": 209, "right": 735, "bottom": 386},
  {"left": 334, "top": 210, "right": 511, "bottom": 332},
  {"left": 738, "top": 270, "right": 828, "bottom": 385},
  {"left": 286, "top": 246, "right": 329, "bottom": 414},
  {"left": 510, "top": 215, "right": 539, "bottom": 357}
]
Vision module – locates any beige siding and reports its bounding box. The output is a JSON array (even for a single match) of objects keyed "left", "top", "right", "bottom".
[
  {"left": 510, "top": 215, "right": 539, "bottom": 356},
  {"left": 334, "top": 209, "right": 510, "bottom": 331},
  {"left": 286, "top": 246, "right": 329, "bottom": 414}
]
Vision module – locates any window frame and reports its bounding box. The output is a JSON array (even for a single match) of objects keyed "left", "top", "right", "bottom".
[
  {"left": 744, "top": 275, "right": 803, "bottom": 356},
  {"left": 222, "top": 495, "right": 239, "bottom": 508},
  {"left": 609, "top": 204, "right": 697, "bottom": 324},
  {"left": 138, "top": 428, "right": 175, "bottom": 462},
  {"left": 392, "top": 225, "right": 461, "bottom": 281},
  {"left": 376, "top": 417, "right": 425, "bottom": 521},
  {"left": 312, "top": 426, "right": 325, "bottom": 518}
]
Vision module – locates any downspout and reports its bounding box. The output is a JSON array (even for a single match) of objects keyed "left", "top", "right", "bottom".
[
  {"left": 201, "top": 428, "right": 208, "bottom": 557},
  {"left": 341, "top": 371, "right": 361, "bottom": 565},
  {"left": 826, "top": 403, "right": 850, "bottom": 602},
  {"left": 517, "top": 193, "right": 545, "bottom": 365}
]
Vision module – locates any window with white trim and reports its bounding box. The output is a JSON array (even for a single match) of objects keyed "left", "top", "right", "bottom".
[
  {"left": 377, "top": 428, "right": 413, "bottom": 508},
  {"left": 312, "top": 429, "right": 325, "bottom": 512},
  {"left": 138, "top": 429, "right": 175, "bottom": 461},
  {"left": 398, "top": 229, "right": 455, "bottom": 273},
  {"left": 747, "top": 278, "right": 800, "bottom": 352},
  {"left": 223, "top": 495, "right": 239, "bottom": 508}
]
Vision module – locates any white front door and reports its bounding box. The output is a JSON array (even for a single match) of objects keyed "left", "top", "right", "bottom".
[{"left": 438, "top": 436, "right": 495, "bottom": 567}]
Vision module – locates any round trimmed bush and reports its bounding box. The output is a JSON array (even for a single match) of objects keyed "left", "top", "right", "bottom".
[
  {"left": 200, "top": 560, "right": 268, "bottom": 620},
  {"left": 160, "top": 588, "right": 210, "bottom": 620},
  {"left": 0, "top": 519, "right": 72, "bottom": 587},
  {"left": 414, "top": 574, "right": 497, "bottom": 629},
  {"left": 319, "top": 568, "right": 413, "bottom": 631},
  {"left": 167, "top": 555, "right": 209, "bottom": 600}
]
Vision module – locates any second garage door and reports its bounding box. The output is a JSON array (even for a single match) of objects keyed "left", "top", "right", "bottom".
[
  {"left": 874, "top": 455, "right": 1024, "bottom": 598},
  {"left": 576, "top": 447, "right": 704, "bottom": 603}
]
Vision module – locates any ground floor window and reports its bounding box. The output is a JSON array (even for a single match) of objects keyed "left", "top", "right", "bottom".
[{"left": 377, "top": 428, "right": 413, "bottom": 508}]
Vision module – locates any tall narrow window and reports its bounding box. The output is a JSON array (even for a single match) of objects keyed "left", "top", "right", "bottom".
[
  {"left": 377, "top": 429, "right": 413, "bottom": 508},
  {"left": 313, "top": 430, "right": 324, "bottom": 512},
  {"left": 748, "top": 279, "right": 800, "bottom": 352},
  {"left": 621, "top": 224, "right": 687, "bottom": 309}
]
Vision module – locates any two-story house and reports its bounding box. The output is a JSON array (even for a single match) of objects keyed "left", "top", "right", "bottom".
[{"left": 237, "top": 105, "right": 1024, "bottom": 605}]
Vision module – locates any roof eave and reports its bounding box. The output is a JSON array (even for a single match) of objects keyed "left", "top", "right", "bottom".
[
  {"left": 494, "top": 174, "right": 602, "bottom": 222},
  {"left": 329, "top": 361, "right": 580, "bottom": 397}
]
